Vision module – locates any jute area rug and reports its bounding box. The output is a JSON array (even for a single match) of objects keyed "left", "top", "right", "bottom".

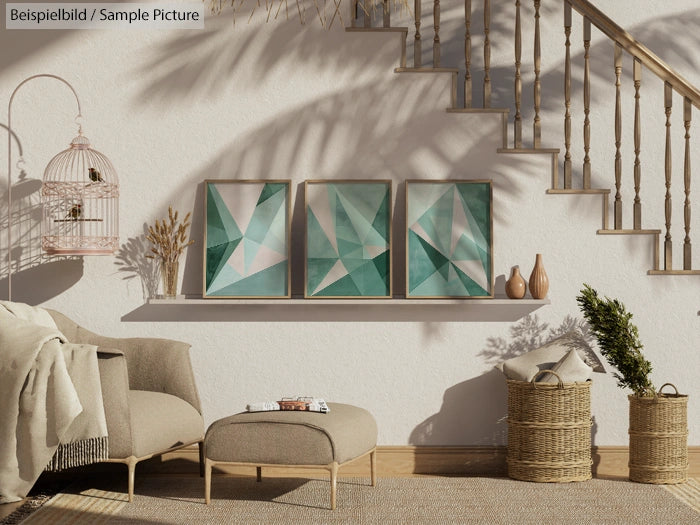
[{"left": 11, "top": 476, "right": 700, "bottom": 525}]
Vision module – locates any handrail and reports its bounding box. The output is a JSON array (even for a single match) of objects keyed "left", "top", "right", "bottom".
[{"left": 568, "top": 0, "right": 700, "bottom": 108}]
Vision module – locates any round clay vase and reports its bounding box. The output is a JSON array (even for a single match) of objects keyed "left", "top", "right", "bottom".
[
  {"left": 505, "top": 266, "right": 527, "bottom": 299},
  {"left": 528, "top": 254, "right": 549, "bottom": 299}
]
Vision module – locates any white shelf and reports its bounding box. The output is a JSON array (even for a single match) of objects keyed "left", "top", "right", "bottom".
[
  {"left": 148, "top": 296, "right": 549, "bottom": 306},
  {"left": 122, "top": 297, "right": 550, "bottom": 323}
]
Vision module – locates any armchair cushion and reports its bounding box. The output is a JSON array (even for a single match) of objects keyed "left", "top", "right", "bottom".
[{"left": 129, "top": 390, "right": 204, "bottom": 458}]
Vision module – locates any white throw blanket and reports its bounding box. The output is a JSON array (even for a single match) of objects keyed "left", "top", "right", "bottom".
[{"left": 0, "top": 302, "right": 108, "bottom": 503}]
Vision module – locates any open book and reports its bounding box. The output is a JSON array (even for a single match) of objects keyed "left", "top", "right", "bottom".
[{"left": 246, "top": 397, "right": 330, "bottom": 413}]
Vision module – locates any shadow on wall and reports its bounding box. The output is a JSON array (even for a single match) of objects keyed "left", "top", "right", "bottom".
[
  {"left": 409, "top": 368, "right": 509, "bottom": 447},
  {"left": 409, "top": 314, "right": 599, "bottom": 451},
  {"left": 0, "top": 126, "right": 83, "bottom": 302},
  {"left": 114, "top": 223, "right": 160, "bottom": 303}
]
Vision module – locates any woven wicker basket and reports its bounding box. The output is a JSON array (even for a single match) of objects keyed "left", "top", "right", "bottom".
[
  {"left": 628, "top": 383, "right": 688, "bottom": 484},
  {"left": 507, "top": 370, "right": 592, "bottom": 482}
]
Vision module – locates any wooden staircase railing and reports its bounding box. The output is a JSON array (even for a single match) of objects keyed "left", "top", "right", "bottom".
[{"left": 348, "top": 0, "right": 699, "bottom": 275}]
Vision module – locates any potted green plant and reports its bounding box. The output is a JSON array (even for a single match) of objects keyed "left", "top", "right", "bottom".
[{"left": 576, "top": 284, "right": 688, "bottom": 484}]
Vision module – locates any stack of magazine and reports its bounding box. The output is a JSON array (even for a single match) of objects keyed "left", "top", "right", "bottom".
[{"left": 246, "top": 397, "right": 330, "bottom": 413}]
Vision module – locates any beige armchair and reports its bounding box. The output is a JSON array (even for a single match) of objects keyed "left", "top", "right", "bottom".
[{"left": 47, "top": 310, "right": 204, "bottom": 502}]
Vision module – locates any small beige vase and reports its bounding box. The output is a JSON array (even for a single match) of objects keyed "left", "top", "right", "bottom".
[
  {"left": 528, "top": 254, "right": 549, "bottom": 299},
  {"left": 505, "top": 266, "right": 527, "bottom": 299}
]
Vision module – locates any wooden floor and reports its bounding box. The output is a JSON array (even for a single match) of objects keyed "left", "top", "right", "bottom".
[{"left": 3, "top": 445, "right": 697, "bottom": 520}]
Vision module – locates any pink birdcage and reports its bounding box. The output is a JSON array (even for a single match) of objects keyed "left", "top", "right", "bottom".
[{"left": 41, "top": 132, "right": 119, "bottom": 255}]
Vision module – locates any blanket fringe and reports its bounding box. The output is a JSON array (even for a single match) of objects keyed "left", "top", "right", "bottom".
[{"left": 44, "top": 436, "right": 109, "bottom": 472}]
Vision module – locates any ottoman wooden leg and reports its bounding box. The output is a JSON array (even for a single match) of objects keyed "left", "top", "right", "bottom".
[
  {"left": 256, "top": 466, "right": 262, "bottom": 482},
  {"left": 329, "top": 462, "right": 339, "bottom": 510},
  {"left": 204, "top": 458, "right": 213, "bottom": 505},
  {"left": 370, "top": 448, "right": 377, "bottom": 487}
]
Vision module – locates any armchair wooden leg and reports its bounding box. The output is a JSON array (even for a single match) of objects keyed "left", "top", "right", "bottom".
[
  {"left": 198, "top": 441, "right": 205, "bottom": 478},
  {"left": 126, "top": 457, "right": 137, "bottom": 503},
  {"left": 329, "top": 462, "right": 338, "bottom": 510},
  {"left": 370, "top": 448, "right": 377, "bottom": 486},
  {"left": 204, "top": 458, "right": 212, "bottom": 505}
]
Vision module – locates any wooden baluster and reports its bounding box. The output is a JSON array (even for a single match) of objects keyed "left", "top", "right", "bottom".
[
  {"left": 414, "top": 0, "right": 422, "bottom": 67},
  {"left": 464, "top": 0, "right": 472, "bottom": 107},
  {"left": 383, "top": 0, "right": 390, "bottom": 27},
  {"left": 683, "top": 98, "right": 692, "bottom": 269},
  {"left": 563, "top": 2, "right": 572, "bottom": 187},
  {"left": 533, "top": 0, "right": 542, "bottom": 148},
  {"left": 433, "top": 0, "right": 440, "bottom": 66},
  {"left": 350, "top": 0, "right": 357, "bottom": 27},
  {"left": 664, "top": 83, "right": 673, "bottom": 269},
  {"left": 514, "top": 0, "right": 522, "bottom": 148},
  {"left": 582, "top": 18, "right": 592, "bottom": 189},
  {"left": 633, "top": 58, "right": 642, "bottom": 229},
  {"left": 483, "top": 0, "right": 491, "bottom": 107},
  {"left": 614, "top": 44, "right": 623, "bottom": 228}
]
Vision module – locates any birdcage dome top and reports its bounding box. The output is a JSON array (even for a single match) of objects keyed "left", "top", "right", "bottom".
[
  {"left": 69, "top": 133, "right": 91, "bottom": 150},
  {"left": 43, "top": 133, "right": 119, "bottom": 186}
]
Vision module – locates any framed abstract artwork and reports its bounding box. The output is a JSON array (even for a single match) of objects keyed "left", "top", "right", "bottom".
[
  {"left": 203, "top": 180, "right": 291, "bottom": 298},
  {"left": 304, "top": 180, "right": 392, "bottom": 298},
  {"left": 406, "top": 180, "right": 493, "bottom": 298}
]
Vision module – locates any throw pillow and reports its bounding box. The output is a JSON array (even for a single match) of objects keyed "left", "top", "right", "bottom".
[
  {"left": 496, "top": 331, "right": 578, "bottom": 381},
  {"left": 538, "top": 348, "right": 593, "bottom": 384}
]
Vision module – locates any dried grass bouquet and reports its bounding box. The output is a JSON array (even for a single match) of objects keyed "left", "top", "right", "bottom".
[
  {"left": 145, "top": 207, "right": 195, "bottom": 265},
  {"left": 146, "top": 207, "right": 195, "bottom": 297}
]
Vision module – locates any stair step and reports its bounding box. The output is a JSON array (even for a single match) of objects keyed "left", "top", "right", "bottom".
[
  {"left": 547, "top": 189, "right": 610, "bottom": 195},
  {"left": 446, "top": 108, "right": 510, "bottom": 114},
  {"left": 346, "top": 27, "right": 408, "bottom": 33},
  {"left": 648, "top": 269, "right": 700, "bottom": 275},
  {"left": 395, "top": 67, "right": 460, "bottom": 74},
  {"left": 497, "top": 148, "right": 560, "bottom": 154},
  {"left": 597, "top": 229, "right": 661, "bottom": 235}
]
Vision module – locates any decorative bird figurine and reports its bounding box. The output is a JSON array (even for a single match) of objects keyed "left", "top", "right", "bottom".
[
  {"left": 67, "top": 204, "right": 82, "bottom": 220},
  {"left": 88, "top": 168, "right": 103, "bottom": 182}
]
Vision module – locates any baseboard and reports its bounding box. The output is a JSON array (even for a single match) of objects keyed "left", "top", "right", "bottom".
[{"left": 153, "top": 445, "right": 700, "bottom": 479}]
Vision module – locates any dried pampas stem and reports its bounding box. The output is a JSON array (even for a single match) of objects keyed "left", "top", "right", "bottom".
[{"left": 145, "top": 206, "right": 195, "bottom": 265}]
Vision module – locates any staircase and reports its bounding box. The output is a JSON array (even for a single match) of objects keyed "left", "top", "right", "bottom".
[{"left": 346, "top": 0, "right": 700, "bottom": 276}]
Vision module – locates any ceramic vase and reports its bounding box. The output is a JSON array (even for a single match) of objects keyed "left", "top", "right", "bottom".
[
  {"left": 528, "top": 254, "right": 549, "bottom": 299},
  {"left": 505, "top": 266, "right": 527, "bottom": 299}
]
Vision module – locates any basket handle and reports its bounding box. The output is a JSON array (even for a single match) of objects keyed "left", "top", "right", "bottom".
[
  {"left": 531, "top": 369, "right": 563, "bottom": 389},
  {"left": 657, "top": 383, "right": 680, "bottom": 396}
]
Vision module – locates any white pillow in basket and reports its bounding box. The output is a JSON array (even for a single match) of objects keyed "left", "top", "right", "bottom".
[
  {"left": 496, "top": 332, "right": 577, "bottom": 381},
  {"left": 502, "top": 360, "right": 539, "bottom": 383},
  {"left": 496, "top": 331, "right": 604, "bottom": 381},
  {"left": 538, "top": 348, "right": 593, "bottom": 384}
]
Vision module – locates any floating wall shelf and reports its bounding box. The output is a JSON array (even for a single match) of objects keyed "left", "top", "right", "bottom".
[{"left": 122, "top": 297, "right": 551, "bottom": 323}]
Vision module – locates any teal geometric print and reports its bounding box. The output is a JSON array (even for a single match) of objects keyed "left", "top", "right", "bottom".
[
  {"left": 305, "top": 181, "right": 391, "bottom": 297},
  {"left": 204, "top": 181, "right": 289, "bottom": 297},
  {"left": 406, "top": 181, "right": 492, "bottom": 297}
]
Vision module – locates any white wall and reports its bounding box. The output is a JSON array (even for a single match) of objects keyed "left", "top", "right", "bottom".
[{"left": 1, "top": 0, "right": 698, "bottom": 447}]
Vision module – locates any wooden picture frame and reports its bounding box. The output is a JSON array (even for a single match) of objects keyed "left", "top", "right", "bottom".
[
  {"left": 405, "top": 180, "right": 493, "bottom": 298},
  {"left": 203, "top": 180, "right": 291, "bottom": 298},
  {"left": 304, "top": 180, "right": 392, "bottom": 298}
]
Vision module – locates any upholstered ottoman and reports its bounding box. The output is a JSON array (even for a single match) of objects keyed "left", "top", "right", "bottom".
[{"left": 203, "top": 403, "right": 377, "bottom": 509}]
